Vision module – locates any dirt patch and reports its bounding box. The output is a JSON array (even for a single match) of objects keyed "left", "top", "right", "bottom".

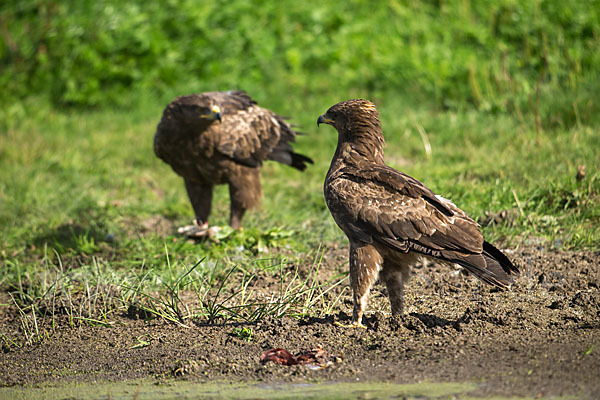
[{"left": 1, "top": 246, "right": 599, "bottom": 398}]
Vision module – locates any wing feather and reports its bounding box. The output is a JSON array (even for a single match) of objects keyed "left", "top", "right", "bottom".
[
  {"left": 325, "top": 164, "right": 518, "bottom": 287},
  {"left": 205, "top": 91, "right": 311, "bottom": 169},
  {"left": 326, "top": 165, "right": 484, "bottom": 256}
]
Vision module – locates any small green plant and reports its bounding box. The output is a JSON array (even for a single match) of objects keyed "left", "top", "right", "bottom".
[
  {"left": 230, "top": 327, "right": 253, "bottom": 342},
  {"left": 130, "top": 335, "right": 152, "bottom": 349}
]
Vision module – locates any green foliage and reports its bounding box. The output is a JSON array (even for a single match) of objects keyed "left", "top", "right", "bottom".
[{"left": 1, "top": 0, "right": 599, "bottom": 109}]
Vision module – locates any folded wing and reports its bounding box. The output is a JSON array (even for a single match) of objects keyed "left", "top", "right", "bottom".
[{"left": 326, "top": 164, "right": 518, "bottom": 287}]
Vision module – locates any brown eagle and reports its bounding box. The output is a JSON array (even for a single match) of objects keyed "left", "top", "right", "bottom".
[
  {"left": 154, "top": 91, "right": 313, "bottom": 235},
  {"left": 317, "top": 99, "right": 519, "bottom": 327}
]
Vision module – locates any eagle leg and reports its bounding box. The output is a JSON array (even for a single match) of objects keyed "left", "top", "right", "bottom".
[
  {"left": 228, "top": 167, "right": 262, "bottom": 229},
  {"left": 380, "top": 263, "right": 411, "bottom": 315},
  {"left": 183, "top": 179, "right": 213, "bottom": 234},
  {"left": 348, "top": 243, "right": 383, "bottom": 326},
  {"left": 228, "top": 201, "right": 246, "bottom": 231}
]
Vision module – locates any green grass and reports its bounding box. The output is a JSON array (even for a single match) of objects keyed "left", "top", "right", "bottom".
[{"left": 0, "top": 89, "right": 598, "bottom": 345}]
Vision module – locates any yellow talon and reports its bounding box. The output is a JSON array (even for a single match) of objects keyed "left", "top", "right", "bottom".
[{"left": 334, "top": 321, "right": 367, "bottom": 330}]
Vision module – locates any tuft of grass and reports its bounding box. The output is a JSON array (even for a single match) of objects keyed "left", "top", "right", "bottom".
[
  {"left": 1, "top": 241, "right": 349, "bottom": 346},
  {"left": 230, "top": 327, "right": 253, "bottom": 342},
  {"left": 187, "top": 249, "right": 348, "bottom": 325}
]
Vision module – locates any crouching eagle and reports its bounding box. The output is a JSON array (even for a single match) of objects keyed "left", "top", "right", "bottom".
[
  {"left": 318, "top": 99, "right": 519, "bottom": 327},
  {"left": 154, "top": 91, "right": 313, "bottom": 235}
]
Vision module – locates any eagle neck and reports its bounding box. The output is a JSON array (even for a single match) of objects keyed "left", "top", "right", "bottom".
[{"left": 332, "top": 126, "right": 385, "bottom": 167}]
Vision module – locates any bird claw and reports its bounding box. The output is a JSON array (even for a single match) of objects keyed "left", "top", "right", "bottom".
[
  {"left": 334, "top": 321, "right": 367, "bottom": 330},
  {"left": 177, "top": 221, "right": 221, "bottom": 239}
]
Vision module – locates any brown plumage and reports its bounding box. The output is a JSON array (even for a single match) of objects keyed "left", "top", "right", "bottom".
[
  {"left": 318, "top": 99, "right": 519, "bottom": 327},
  {"left": 154, "top": 91, "right": 312, "bottom": 232}
]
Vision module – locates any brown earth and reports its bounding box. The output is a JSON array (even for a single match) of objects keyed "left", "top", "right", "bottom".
[{"left": 1, "top": 245, "right": 599, "bottom": 398}]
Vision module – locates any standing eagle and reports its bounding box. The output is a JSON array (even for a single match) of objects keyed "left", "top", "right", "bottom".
[
  {"left": 154, "top": 91, "right": 313, "bottom": 235},
  {"left": 318, "top": 99, "right": 519, "bottom": 327}
]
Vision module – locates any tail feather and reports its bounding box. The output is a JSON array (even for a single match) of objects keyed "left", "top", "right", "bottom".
[
  {"left": 449, "top": 242, "right": 519, "bottom": 289},
  {"left": 290, "top": 152, "right": 314, "bottom": 171},
  {"left": 482, "top": 241, "right": 519, "bottom": 275}
]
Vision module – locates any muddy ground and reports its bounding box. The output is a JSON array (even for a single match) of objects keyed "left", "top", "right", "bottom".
[{"left": 1, "top": 245, "right": 599, "bottom": 398}]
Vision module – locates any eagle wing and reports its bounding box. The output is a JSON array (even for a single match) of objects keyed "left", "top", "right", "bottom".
[
  {"left": 207, "top": 91, "right": 308, "bottom": 169},
  {"left": 326, "top": 164, "right": 517, "bottom": 286}
]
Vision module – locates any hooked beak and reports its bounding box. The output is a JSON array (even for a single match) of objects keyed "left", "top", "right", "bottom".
[
  {"left": 211, "top": 105, "right": 222, "bottom": 123},
  {"left": 317, "top": 114, "right": 333, "bottom": 127}
]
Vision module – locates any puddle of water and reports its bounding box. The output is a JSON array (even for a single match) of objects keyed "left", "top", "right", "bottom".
[{"left": 0, "top": 380, "right": 478, "bottom": 400}]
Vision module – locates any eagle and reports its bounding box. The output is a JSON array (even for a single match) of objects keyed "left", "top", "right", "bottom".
[
  {"left": 317, "top": 99, "right": 519, "bottom": 328},
  {"left": 154, "top": 91, "right": 313, "bottom": 236}
]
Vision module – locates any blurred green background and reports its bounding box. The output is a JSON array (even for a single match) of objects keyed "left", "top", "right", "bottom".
[{"left": 2, "top": 0, "right": 599, "bottom": 111}]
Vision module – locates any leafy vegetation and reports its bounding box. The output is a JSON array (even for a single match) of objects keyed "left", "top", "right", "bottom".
[
  {"left": 2, "top": 1, "right": 599, "bottom": 110},
  {"left": 0, "top": 0, "right": 598, "bottom": 345}
]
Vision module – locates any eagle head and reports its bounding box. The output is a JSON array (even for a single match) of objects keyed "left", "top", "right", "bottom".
[
  {"left": 317, "top": 99, "right": 382, "bottom": 140},
  {"left": 175, "top": 95, "right": 222, "bottom": 125}
]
